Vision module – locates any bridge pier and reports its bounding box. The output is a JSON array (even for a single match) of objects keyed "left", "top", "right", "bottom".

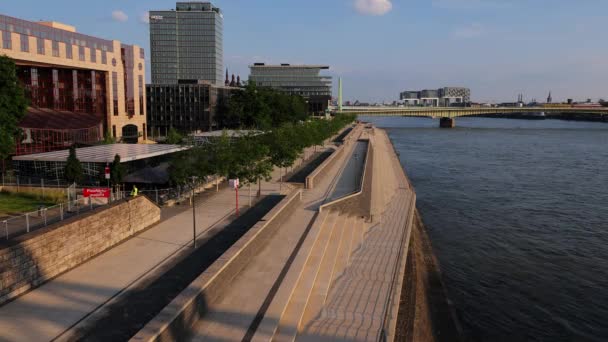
[{"left": 439, "top": 117, "right": 455, "bottom": 128}]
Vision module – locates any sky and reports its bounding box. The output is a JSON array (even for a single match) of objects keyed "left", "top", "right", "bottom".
[{"left": 1, "top": 0, "right": 607, "bottom": 103}]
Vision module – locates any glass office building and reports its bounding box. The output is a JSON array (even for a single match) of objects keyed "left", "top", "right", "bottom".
[
  {"left": 149, "top": 2, "right": 223, "bottom": 85},
  {"left": 399, "top": 87, "right": 471, "bottom": 107},
  {"left": 248, "top": 63, "right": 333, "bottom": 115}
]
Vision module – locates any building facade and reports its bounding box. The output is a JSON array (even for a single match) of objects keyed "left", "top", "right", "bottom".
[
  {"left": 147, "top": 81, "right": 236, "bottom": 136},
  {"left": 400, "top": 87, "right": 471, "bottom": 107},
  {"left": 149, "top": 2, "right": 223, "bottom": 85},
  {"left": 0, "top": 15, "right": 147, "bottom": 155},
  {"left": 248, "top": 63, "right": 333, "bottom": 115}
]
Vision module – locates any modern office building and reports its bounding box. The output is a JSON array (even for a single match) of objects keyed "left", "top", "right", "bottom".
[
  {"left": 400, "top": 87, "right": 471, "bottom": 107},
  {"left": 248, "top": 63, "right": 333, "bottom": 115},
  {"left": 149, "top": 2, "right": 223, "bottom": 85},
  {"left": 146, "top": 81, "right": 236, "bottom": 136},
  {"left": 0, "top": 14, "right": 147, "bottom": 155}
]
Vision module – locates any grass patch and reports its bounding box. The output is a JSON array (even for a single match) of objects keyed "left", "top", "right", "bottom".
[{"left": 0, "top": 191, "right": 57, "bottom": 217}]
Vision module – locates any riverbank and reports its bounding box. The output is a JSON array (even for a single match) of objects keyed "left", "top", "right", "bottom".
[{"left": 395, "top": 209, "right": 463, "bottom": 341}]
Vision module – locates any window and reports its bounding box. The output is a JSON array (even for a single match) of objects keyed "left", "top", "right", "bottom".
[
  {"left": 90, "top": 47, "right": 96, "bottom": 63},
  {"left": 139, "top": 47, "right": 145, "bottom": 59},
  {"left": 52, "top": 41, "right": 59, "bottom": 57},
  {"left": 20, "top": 34, "right": 29, "bottom": 52},
  {"left": 112, "top": 125, "right": 117, "bottom": 138},
  {"left": 112, "top": 72, "right": 119, "bottom": 116},
  {"left": 2, "top": 31, "right": 11, "bottom": 49},
  {"left": 66, "top": 44, "right": 72, "bottom": 59},
  {"left": 78, "top": 46, "right": 85, "bottom": 61},
  {"left": 101, "top": 50, "right": 107, "bottom": 64},
  {"left": 138, "top": 75, "right": 144, "bottom": 115},
  {"left": 36, "top": 37, "right": 45, "bottom": 54}
]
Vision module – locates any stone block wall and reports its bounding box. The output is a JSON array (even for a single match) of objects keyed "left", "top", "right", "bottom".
[{"left": 0, "top": 196, "right": 160, "bottom": 305}]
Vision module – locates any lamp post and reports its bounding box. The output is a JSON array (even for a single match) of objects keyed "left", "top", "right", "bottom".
[{"left": 190, "top": 176, "right": 197, "bottom": 249}]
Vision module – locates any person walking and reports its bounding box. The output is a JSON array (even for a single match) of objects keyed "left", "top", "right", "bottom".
[{"left": 130, "top": 185, "right": 139, "bottom": 197}]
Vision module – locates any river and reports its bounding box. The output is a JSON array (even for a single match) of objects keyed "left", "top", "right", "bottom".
[{"left": 360, "top": 116, "right": 608, "bottom": 341}]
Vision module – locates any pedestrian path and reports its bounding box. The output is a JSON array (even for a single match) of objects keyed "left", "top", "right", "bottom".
[{"left": 0, "top": 172, "right": 283, "bottom": 342}]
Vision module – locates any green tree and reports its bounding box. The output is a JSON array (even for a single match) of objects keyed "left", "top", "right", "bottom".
[
  {"left": 64, "top": 146, "right": 84, "bottom": 184},
  {"left": 110, "top": 154, "right": 126, "bottom": 186},
  {"left": 166, "top": 127, "right": 184, "bottom": 145},
  {"left": 0, "top": 56, "right": 28, "bottom": 170},
  {"left": 232, "top": 134, "right": 273, "bottom": 199},
  {"left": 102, "top": 130, "right": 116, "bottom": 144}
]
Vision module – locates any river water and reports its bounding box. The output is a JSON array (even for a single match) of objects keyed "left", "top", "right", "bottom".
[{"left": 361, "top": 116, "right": 608, "bottom": 341}]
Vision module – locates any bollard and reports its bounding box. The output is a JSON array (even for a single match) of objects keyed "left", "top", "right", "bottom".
[
  {"left": 44, "top": 208, "right": 47, "bottom": 226},
  {"left": 60, "top": 203, "right": 64, "bottom": 220},
  {"left": 26, "top": 213, "right": 30, "bottom": 232},
  {"left": 90, "top": 196, "right": 93, "bottom": 210},
  {"left": 156, "top": 189, "right": 159, "bottom": 203}
]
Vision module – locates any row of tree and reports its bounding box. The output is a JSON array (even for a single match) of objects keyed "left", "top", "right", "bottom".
[
  {"left": 216, "top": 83, "right": 309, "bottom": 130},
  {"left": 169, "top": 114, "right": 356, "bottom": 193}
]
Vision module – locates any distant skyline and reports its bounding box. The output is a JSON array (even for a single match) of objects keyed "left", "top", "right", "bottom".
[{"left": 1, "top": 0, "right": 607, "bottom": 103}]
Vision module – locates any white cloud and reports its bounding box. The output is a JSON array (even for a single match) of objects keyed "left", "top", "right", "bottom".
[
  {"left": 111, "top": 10, "right": 128, "bottom": 23},
  {"left": 452, "top": 23, "right": 484, "bottom": 39},
  {"left": 354, "top": 0, "right": 393, "bottom": 16},
  {"left": 139, "top": 11, "right": 150, "bottom": 24}
]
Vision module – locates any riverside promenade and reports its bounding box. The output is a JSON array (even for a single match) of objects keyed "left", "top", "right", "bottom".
[
  {"left": 0, "top": 123, "right": 417, "bottom": 342},
  {"left": 133, "top": 124, "right": 417, "bottom": 342}
]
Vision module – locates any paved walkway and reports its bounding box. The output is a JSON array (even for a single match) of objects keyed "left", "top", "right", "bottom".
[
  {"left": 0, "top": 172, "right": 284, "bottom": 341},
  {"left": 187, "top": 139, "right": 361, "bottom": 341}
]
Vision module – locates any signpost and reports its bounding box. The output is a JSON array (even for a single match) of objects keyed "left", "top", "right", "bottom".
[{"left": 229, "top": 178, "right": 240, "bottom": 216}]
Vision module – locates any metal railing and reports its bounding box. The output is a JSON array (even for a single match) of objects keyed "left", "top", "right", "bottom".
[{"left": 2, "top": 197, "right": 106, "bottom": 240}]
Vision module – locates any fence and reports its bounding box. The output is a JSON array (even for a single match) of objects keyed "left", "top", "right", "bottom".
[{"left": 1, "top": 197, "right": 106, "bottom": 240}]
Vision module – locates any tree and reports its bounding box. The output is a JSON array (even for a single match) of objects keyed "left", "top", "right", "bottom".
[
  {"left": 166, "top": 127, "right": 184, "bottom": 145},
  {"left": 0, "top": 56, "right": 28, "bottom": 171},
  {"left": 232, "top": 134, "right": 273, "bottom": 199},
  {"left": 102, "top": 130, "right": 116, "bottom": 144},
  {"left": 110, "top": 154, "right": 126, "bottom": 186},
  {"left": 64, "top": 146, "right": 84, "bottom": 184}
]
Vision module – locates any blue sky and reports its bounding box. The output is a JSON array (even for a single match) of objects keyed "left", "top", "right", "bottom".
[{"left": 1, "top": 0, "right": 607, "bottom": 103}]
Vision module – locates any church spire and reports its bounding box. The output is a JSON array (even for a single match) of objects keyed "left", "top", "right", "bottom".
[
  {"left": 225, "top": 69, "right": 230, "bottom": 86},
  {"left": 547, "top": 91, "right": 552, "bottom": 104}
]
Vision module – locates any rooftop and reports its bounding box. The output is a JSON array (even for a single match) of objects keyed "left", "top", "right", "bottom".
[
  {"left": 13, "top": 144, "right": 187, "bottom": 163},
  {"left": 250, "top": 64, "right": 330, "bottom": 70}
]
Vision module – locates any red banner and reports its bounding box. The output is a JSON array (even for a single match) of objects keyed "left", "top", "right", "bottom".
[{"left": 83, "top": 188, "right": 110, "bottom": 198}]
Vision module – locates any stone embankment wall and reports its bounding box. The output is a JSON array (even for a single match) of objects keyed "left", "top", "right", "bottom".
[
  {"left": 132, "top": 189, "right": 302, "bottom": 342},
  {"left": 0, "top": 196, "right": 160, "bottom": 305}
]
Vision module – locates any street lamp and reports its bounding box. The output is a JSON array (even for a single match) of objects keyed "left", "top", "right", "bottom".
[{"left": 190, "top": 176, "right": 197, "bottom": 248}]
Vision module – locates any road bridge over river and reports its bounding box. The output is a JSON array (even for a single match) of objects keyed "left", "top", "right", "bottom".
[{"left": 337, "top": 106, "right": 608, "bottom": 127}]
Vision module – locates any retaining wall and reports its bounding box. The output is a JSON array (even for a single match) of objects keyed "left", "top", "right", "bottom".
[
  {"left": 305, "top": 125, "right": 362, "bottom": 190},
  {"left": 319, "top": 138, "right": 374, "bottom": 218},
  {"left": 131, "top": 189, "right": 303, "bottom": 342},
  {"left": 0, "top": 196, "right": 160, "bottom": 305}
]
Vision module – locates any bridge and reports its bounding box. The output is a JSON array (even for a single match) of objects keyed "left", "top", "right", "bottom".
[{"left": 336, "top": 106, "right": 608, "bottom": 127}]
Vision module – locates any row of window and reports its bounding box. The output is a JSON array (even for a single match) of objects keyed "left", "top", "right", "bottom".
[
  {"left": 1, "top": 30, "right": 114, "bottom": 65},
  {"left": 0, "top": 15, "right": 114, "bottom": 52}
]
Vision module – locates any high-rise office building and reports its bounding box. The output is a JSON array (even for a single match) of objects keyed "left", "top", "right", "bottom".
[
  {"left": 248, "top": 63, "right": 333, "bottom": 114},
  {"left": 149, "top": 2, "right": 223, "bottom": 85},
  {"left": 399, "top": 87, "right": 471, "bottom": 107}
]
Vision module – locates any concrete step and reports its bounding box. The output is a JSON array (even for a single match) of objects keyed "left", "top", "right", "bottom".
[
  {"left": 327, "top": 215, "right": 356, "bottom": 287},
  {"left": 298, "top": 212, "right": 348, "bottom": 331},
  {"left": 272, "top": 210, "right": 341, "bottom": 342}
]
